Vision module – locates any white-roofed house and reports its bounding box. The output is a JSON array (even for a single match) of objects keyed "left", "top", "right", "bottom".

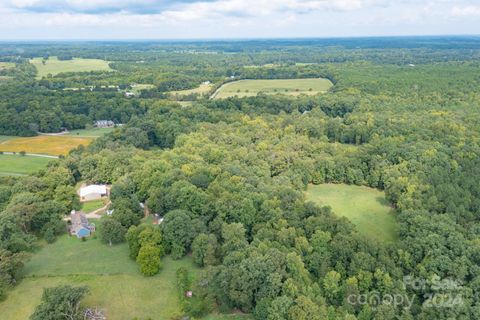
[{"left": 79, "top": 184, "right": 108, "bottom": 202}]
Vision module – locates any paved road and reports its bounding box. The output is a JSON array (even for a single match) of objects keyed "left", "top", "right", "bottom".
[{"left": 1, "top": 152, "right": 59, "bottom": 159}]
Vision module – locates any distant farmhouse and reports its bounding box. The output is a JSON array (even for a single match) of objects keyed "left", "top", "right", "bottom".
[
  {"left": 79, "top": 184, "right": 108, "bottom": 202},
  {"left": 69, "top": 211, "right": 95, "bottom": 238},
  {"left": 94, "top": 120, "right": 115, "bottom": 128}
]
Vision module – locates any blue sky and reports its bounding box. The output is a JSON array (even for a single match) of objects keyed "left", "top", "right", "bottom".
[{"left": 0, "top": 0, "right": 479, "bottom": 40}]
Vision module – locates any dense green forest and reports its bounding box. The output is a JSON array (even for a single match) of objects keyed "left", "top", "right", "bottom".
[{"left": 1, "top": 38, "right": 480, "bottom": 319}]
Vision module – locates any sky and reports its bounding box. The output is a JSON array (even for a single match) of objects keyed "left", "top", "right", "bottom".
[{"left": 0, "top": 0, "right": 479, "bottom": 40}]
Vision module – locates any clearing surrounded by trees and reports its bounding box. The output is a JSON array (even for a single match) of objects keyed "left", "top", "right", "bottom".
[
  {"left": 306, "top": 184, "right": 398, "bottom": 242},
  {"left": 211, "top": 78, "right": 333, "bottom": 99},
  {"left": 30, "top": 56, "right": 113, "bottom": 78}
]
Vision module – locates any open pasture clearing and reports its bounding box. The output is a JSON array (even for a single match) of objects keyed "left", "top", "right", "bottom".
[
  {"left": 66, "top": 127, "right": 115, "bottom": 137},
  {"left": 170, "top": 82, "right": 213, "bottom": 98},
  {"left": 30, "top": 56, "right": 112, "bottom": 78},
  {"left": 0, "top": 235, "right": 198, "bottom": 320},
  {"left": 0, "top": 135, "right": 93, "bottom": 156},
  {"left": 0, "top": 154, "right": 51, "bottom": 176},
  {"left": 212, "top": 78, "right": 333, "bottom": 99},
  {"left": 306, "top": 184, "right": 398, "bottom": 242}
]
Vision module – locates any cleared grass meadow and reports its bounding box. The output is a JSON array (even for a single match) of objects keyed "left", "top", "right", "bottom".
[
  {"left": 0, "top": 154, "right": 51, "bottom": 176},
  {"left": 0, "top": 235, "right": 198, "bottom": 320},
  {"left": 212, "top": 78, "right": 333, "bottom": 99},
  {"left": 306, "top": 184, "right": 398, "bottom": 242},
  {"left": 169, "top": 82, "right": 213, "bottom": 98},
  {"left": 30, "top": 56, "right": 112, "bottom": 78},
  {"left": 0, "top": 135, "right": 93, "bottom": 156}
]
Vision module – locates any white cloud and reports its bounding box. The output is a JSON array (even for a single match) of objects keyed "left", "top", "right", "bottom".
[
  {"left": 0, "top": 0, "right": 479, "bottom": 39},
  {"left": 452, "top": 5, "right": 480, "bottom": 17},
  {"left": 159, "top": 0, "right": 386, "bottom": 22}
]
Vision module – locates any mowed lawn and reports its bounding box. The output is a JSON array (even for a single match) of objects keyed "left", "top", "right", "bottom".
[
  {"left": 212, "top": 78, "right": 333, "bottom": 99},
  {"left": 66, "top": 127, "right": 115, "bottom": 137},
  {"left": 305, "top": 184, "right": 398, "bottom": 242},
  {"left": 81, "top": 199, "right": 108, "bottom": 213},
  {"left": 30, "top": 56, "right": 112, "bottom": 78},
  {"left": 0, "top": 154, "right": 52, "bottom": 176},
  {"left": 0, "top": 235, "right": 198, "bottom": 320},
  {"left": 0, "top": 135, "right": 93, "bottom": 156}
]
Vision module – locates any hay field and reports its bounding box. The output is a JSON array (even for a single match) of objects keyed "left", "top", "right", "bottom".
[{"left": 0, "top": 135, "right": 93, "bottom": 156}]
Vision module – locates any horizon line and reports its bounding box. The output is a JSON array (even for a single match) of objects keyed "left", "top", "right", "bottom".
[{"left": 1, "top": 34, "right": 480, "bottom": 43}]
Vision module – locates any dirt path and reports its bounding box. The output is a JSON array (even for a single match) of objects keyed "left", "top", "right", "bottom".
[{"left": 85, "top": 201, "right": 111, "bottom": 219}]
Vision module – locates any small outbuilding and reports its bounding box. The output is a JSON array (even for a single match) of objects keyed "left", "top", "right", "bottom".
[
  {"left": 94, "top": 120, "right": 115, "bottom": 128},
  {"left": 79, "top": 184, "right": 108, "bottom": 201}
]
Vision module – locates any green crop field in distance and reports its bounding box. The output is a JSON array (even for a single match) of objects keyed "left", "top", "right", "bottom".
[
  {"left": 30, "top": 56, "right": 113, "bottom": 78},
  {"left": 212, "top": 78, "right": 333, "bottom": 99}
]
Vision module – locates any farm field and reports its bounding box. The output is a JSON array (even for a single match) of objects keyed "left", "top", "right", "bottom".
[
  {"left": 0, "top": 154, "right": 51, "bottom": 176},
  {"left": 30, "top": 56, "right": 113, "bottom": 78},
  {"left": 305, "top": 184, "right": 398, "bottom": 242},
  {"left": 0, "top": 235, "right": 199, "bottom": 320},
  {"left": 0, "top": 135, "right": 93, "bottom": 156},
  {"left": 212, "top": 78, "right": 333, "bottom": 99},
  {"left": 169, "top": 82, "right": 213, "bottom": 98},
  {"left": 66, "top": 127, "right": 115, "bottom": 137}
]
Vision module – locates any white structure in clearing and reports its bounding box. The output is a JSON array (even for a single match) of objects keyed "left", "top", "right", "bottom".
[{"left": 79, "top": 185, "right": 108, "bottom": 201}]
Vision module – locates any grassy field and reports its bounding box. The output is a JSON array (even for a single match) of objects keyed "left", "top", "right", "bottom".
[
  {"left": 0, "top": 135, "right": 93, "bottom": 156},
  {"left": 0, "top": 62, "right": 15, "bottom": 70},
  {"left": 30, "top": 56, "right": 112, "bottom": 78},
  {"left": 0, "top": 154, "right": 52, "bottom": 176},
  {"left": 170, "top": 82, "right": 213, "bottom": 98},
  {"left": 81, "top": 199, "right": 108, "bottom": 213},
  {"left": 212, "top": 78, "right": 333, "bottom": 99},
  {"left": 0, "top": 235, "right": 198, "bottom": 320},
  {"left": 66, "top": 127, "right": 115, "bottom": 137},
  {"left": 305, "top": 184, "right": 398, "bottom": 242}
]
